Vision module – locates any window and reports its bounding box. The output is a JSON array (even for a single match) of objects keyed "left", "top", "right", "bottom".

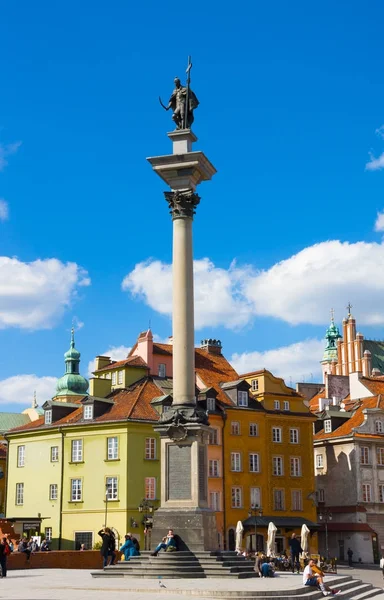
[
  {"left": 231, "top": 421, "right": 240, "bottom": 435},
  {"left": 290, "top": 457, "right": 301, "bottom": 477},
  {"left": 318, "top": 488, "right": 325, "bottom": 503},
  {"left": 207, "top": 398, "right": 216, "bottom": 411},
  {"left": 17, "top": 445, "right": 25, "bottom": 468},
  {"left": 362, "top": 483, "right": 371, "bottom": 502},
  {"left": 360, "top": 446, "right": 370, "bottom": 465},
  {"left": 145, "top": 438, "right": 156, "bottom": 460},
  {"left": 251, "top": 379, "right": 259, "bottom": 392},
  {"left": 249, "top": 453, "right": 260, "bottom": 473},
  {"left": 377, "top": 447, "right": 384, "bottom": 466},
  {"left": 208, "top": 428, "right": 219, "bottom": 445},
  {"left": 273, "top": 456, "right": 284, "bottom": 476},
  {"left": 324, "top": 420, "right": 332, "bottom": 433},
  {"left": 316, "top": 454, "right": 324, "bottom": 469},
  {"left": 74, "top": 531, "right": 93, "bottom": 551},
  {"left": 231, "top": 452, "right": 241, "bottom": 472},
  {"left": 379, "top": 485, "right": 384, "bottom": 503},
  {"left": 106, "top": 477, "right": 118, "bottom": 500},
  {"left": 209, "top": 459, "right": 220, "bottom": 477},
  {"left": 49, "top": 484, "right": 58, "bottom": 500},
  {"left": 283, "top": 401, "right": 290, "bottom": 411},
  {"left": 145, "top": 477, "right": 156, "bottom": 500},
  {"left": 118, "top": 370, "right": 123, "bottom": 384},
  {"left": 273, "top": 489, "right": 284, "bottom": 510},
  {"left": 83, "top": 405, "right": 93, "bottom": 420},
  {"left": 112, "top": 372, "right": 117, "bottom": 385},
  {"left": 209, "top": 491, "right": 220, "bottom": 511},
  {"left": 249, "top": 423, "right": 258, "bottom": 437},
  {"left": 16, "top": 483, "right": 24, "bottom": 505},
  {"left": 45, "top": 527, "right": 52, "bottom": 542},
  {"left": 107, "top": 437, "right": 118, "bottom": 460},
  {"left": 45, "top": 410, "right": 52, "bottom": 425},
  {"left": 238, "top": 391, "right": 248, "bottom": 407},
  {"left": 292, "top": 489, "right": 303, "bottom": 511},
  {"left": 290, "top": 428, "right": 299, "bottom": 444},
  {"left": 158, "top": 363, "right": 166, "bottom": 378},
  {"left": 71, "top": 440, "right": 83, "bottom": 462},
  {"left": 375, "top": 420, "right": 384, "bottom": 433},
  {"left": 71, "top": 479, "right": 82, "bottom": 502},
  {"left": 51, "top": 446, "right": 59, "bottom": 462},
  {"left": 231, "top": 487, "right": 242, "bottom": 508},
  {"left": 274, "top": 400, "right": 280, "bottom": 410},
  {"left": 163, "top": 404, "right": 171, "bottom": 413},
  {"left": 250, "top": 487, "right": 261, "bottom": 508},
  {"left": 272, "top": 427, "right": 282, "bottom": 443}
]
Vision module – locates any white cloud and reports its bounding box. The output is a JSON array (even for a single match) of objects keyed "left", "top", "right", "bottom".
[
  {"left": 88, "top": 345, "right": 131, "bottom": 377},
  {"left": 374, "top": 211, "right": 384, "bottom": 232},
  {"left": 0, "top": 199, "right": 8, "bottom": 222},
  {"left": 0, "top": 141, "right": 21, "bottom": 172},
  {"left": 123, "top": 258, "right": 253, "bottom": 330},
  {"left": 0, "top": 374, "right": 57, "bottom": 406},
  {"left": 122, "top": 239, "right": 384, "bottom": 328},
  {"left": 366, "top": 152, "right": 384, "bottom": 171},
  {"left": 376, "top": 126, "right": 384, "bottom": 140},
  {"left": 231, "top": 338, "right": 324, "bottom": 385},
  {"left": 0, "top": 257, "right": 90, "bottom": 329}
]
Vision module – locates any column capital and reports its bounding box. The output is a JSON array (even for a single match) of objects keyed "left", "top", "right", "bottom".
[{"left": 164, "top": 190, "right": 200, "bottom": 220}]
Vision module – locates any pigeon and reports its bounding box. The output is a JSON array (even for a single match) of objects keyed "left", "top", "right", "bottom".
[{"left": 158, "top": 579, "right": 167, "bottom": 589}]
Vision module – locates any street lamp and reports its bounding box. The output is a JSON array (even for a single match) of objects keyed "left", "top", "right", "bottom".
[
  {"left": 318, "top": 508, "right": 332, "bottom": 559},
  {"left": 248, "top": 506, "right": 263, "bottom": 553},
  {"left": 104, "top": 482, "right": 109, "bottom": 527},
  {"left": 138, "top": 499, "right": 155, "bottom": 550}
]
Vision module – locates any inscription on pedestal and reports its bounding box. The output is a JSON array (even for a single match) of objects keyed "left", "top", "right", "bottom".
[
  {"left": 167, "top": 444, "right": 191, "bottom": 500},
  {"left": 198, "top": 444, "right": 207, "bottom": 502}
]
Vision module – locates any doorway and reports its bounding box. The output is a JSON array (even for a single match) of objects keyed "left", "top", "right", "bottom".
[
  {"left": 338, "top": 539, "right": 344, "bottom": 561},
  {"left": 228, "top": 528, "right": 235, "bottom": 551}
]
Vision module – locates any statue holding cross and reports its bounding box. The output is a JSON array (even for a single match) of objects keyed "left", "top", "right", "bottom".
[{"left": 159, "top": 56, "right": 199, "bottom": 130}]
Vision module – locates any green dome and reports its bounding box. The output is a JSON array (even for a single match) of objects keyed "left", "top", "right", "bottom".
[
  {"left": 322, "top": 314, "right": 342, "bottom": 362},
  {"left": 56, "top": 328, "right": 88, "bottom": 396}
]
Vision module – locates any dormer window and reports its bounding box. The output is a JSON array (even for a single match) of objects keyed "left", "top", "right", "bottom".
[
  {"left": 207, "top": 398, "right": 216, "bottom": 411},
  {"left": 83, "top": 405, "right": 93, "bottom": 420},
  {"left": 283, "top": 401, "right": 290, "bottom": 411},
  {"left": 251, "top": 379, "right": 259, "bottom": 391},
  {"left": 158, "top": 364, "right": 166, "bottom": 378},
  {"left": 324, "top": 419, "right": 332, "bottom": 433},
  {"left": 375, "top": 420, "right": 384, "bottom": 433},
  {"left": 274, "top": 400, "right": 280, "bottom": 410},
  {"left": 238, "top": 391, "right": 248, "bottom": 407},
  {"left": 163, "top": 404, "right": 171, "bottom": 413},
  {"left": 45, "top": 410, "right": 52, "bottom": 425}
]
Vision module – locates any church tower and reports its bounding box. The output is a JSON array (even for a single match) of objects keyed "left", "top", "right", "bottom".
[
  {"left": 321, "top": 309, "right": 342, "bottom": 381},
  {"left": 55, "top": 328, "right": 89, "bottom": 397}
]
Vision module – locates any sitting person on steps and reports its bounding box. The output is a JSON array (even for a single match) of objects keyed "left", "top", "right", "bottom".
[{"left": 151, "top": 529, "right": 177, "bottom": 556}]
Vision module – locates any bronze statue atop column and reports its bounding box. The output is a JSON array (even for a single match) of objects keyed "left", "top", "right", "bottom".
[{"left": 159, "top": 56, "right": 199, "bottom": 130}]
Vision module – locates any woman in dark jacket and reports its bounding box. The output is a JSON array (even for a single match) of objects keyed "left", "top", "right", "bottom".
[{"left": 98, "top": 528, "right": 115, "bottom": 568}]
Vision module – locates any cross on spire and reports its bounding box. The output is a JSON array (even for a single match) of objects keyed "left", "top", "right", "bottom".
[
  {"left": 347, "top": 302, "right": 353, "bottom": 317},
  {"left": 330, "top": 308, "right": 335, "bottom": 323}
]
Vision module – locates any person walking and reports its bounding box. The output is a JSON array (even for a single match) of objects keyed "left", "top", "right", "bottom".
[
  {"left": 0, "top": 537, "right": 11, "bottom": 578},
  {"left": 347, "top": 547, "right": 353, "bottom": 567},
  {"left": 98, "top": 527, "right": 115, "bottom": 568},
  {"left": 289, "top": 533, "right": 303, "bottom": 574}
]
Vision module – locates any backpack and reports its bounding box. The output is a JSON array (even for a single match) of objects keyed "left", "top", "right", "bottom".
[
  {"left": 132, "top": 538, "right": 140, "bottom": 552},
  {"left": 4, "top": 544, "right": 10, "bottom": 556}
]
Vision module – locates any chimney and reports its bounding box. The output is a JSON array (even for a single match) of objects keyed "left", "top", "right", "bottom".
[
  {"left": 136, "top": 329, "right": 153, "bottom": 371},
  {"left": 318, "top": 397, "right": 325, "bottom": 412},
  {"left": 95, "top": 356, "right": 111, "bottom": 371},
  {"left": 200, "top": 338, "right": 222, "bottom": 355},
  {"left": 362, "top": 350, "right": 372, "bottom": 377},
  {"left": 372, "top": 368, "right": 381, "bottom": 378},
  {"left": 332, "top": 396, "right": 339, "bottom": 406}
]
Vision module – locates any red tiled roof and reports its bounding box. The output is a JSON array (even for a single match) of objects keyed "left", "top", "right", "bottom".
[
  {"left": 359, "top": 377, "right": 384, "bottom": 396},
  {"left": 94, "top": 355, "right": 148, "bottom": 373},
  {"left": 314, "top": 395, "right": 384, "bottom": 441},
  {"left": 153, "top": 343, "right": 173, "bottom": 356},
  {"left": 309, "top": 389, "right": 325, "bottom": 413}
]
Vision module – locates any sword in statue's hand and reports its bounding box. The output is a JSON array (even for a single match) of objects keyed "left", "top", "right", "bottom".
[{"left": 159, "top": 96, "right": 170, "bottom": 111}]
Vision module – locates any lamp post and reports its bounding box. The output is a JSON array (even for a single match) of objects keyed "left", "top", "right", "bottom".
[
  {"left": 104, "top": 482, "right": 109, "bottom": 527},
  {"left": 138, "top": 499, "right": 154, "bottom": 550},
  {"left": 318, "top": 508, "right": 332, "bottom": 559},
  {"left": 248, "top": 506, "right": 263, "bottom": 553}
]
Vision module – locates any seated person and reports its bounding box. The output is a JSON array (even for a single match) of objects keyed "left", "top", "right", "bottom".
[
  {"left": 303, "top": 559, "right": 340, "bottom": 596},
  {"left": 151, "top": 529, "right": 177, "bottom": 556},
  {"left": 261, "top": 558, "right": 274, "bottom": 577},
  {"left": 120, "top": 533, "right": 139, "bottom": 561}
]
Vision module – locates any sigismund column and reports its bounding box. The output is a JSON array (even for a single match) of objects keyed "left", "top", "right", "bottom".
[{"left": 147, "top": 64, "right": 217, "bottom": 551}]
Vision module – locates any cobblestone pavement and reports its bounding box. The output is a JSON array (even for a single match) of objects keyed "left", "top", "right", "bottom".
[{"left": 0, "top": 567, "right": 382, "bottom": 600}]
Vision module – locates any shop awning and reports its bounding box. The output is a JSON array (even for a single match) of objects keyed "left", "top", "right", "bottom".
[{"left": 242, "top": 516, "right": 319, "bottom": 529}]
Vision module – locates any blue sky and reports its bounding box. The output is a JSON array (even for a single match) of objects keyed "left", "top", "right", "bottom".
[{"left": 1, "top": 0, "right": 384, "bottom": 410}]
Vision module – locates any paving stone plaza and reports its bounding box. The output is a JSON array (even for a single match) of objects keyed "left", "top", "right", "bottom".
[{"left": 0, "top": 567, "right": 383, "bottom": 600}]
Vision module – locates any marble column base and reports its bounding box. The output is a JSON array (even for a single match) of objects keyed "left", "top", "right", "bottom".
[{"left": 151, "top": 507, "right": 217, "bottom": 552}]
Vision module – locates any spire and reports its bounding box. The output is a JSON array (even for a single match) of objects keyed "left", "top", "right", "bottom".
[
  {"left": 55, "top": 329, "right": 88, "bottom": 397},
  {"left": 32, "top": 390, "right": 38, "bottom": 409},
  {"left": 322, "top": 310, "right": 342, "bottom": 362},
  {"left": 346, "top": 302, "right": 353, "bottom": 318}
]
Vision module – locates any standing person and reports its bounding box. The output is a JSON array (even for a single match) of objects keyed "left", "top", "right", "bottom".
[
  {"left": 289, "top": 533, "right": 303, "bottom": 574},
  {"left": 98, "top": 527, "right": 115, "bottom": 568},
  {"left": 380, "top": 555, "right": 384, "bottom": 579},
  {"left": 0, "top": 537, "right": 10, "bottom": 578},
  {"left": 347, "top": 547, "right": 353, "bottom": 567}
]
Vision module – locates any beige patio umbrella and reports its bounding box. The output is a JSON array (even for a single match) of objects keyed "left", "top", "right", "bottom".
[
  {"left": 266, "top": 521, "right": 277, "bottom": 557},
  {"left": 301, "top": 524, "right": 310, "bottom": 558},
  {"left": 235, "top": 520, "right": 244, "bottom": 553}
]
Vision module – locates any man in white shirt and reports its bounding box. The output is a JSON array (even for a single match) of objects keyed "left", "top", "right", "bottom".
[{"left": 303, "top": 559, "right": 340, "bottom": 596}]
